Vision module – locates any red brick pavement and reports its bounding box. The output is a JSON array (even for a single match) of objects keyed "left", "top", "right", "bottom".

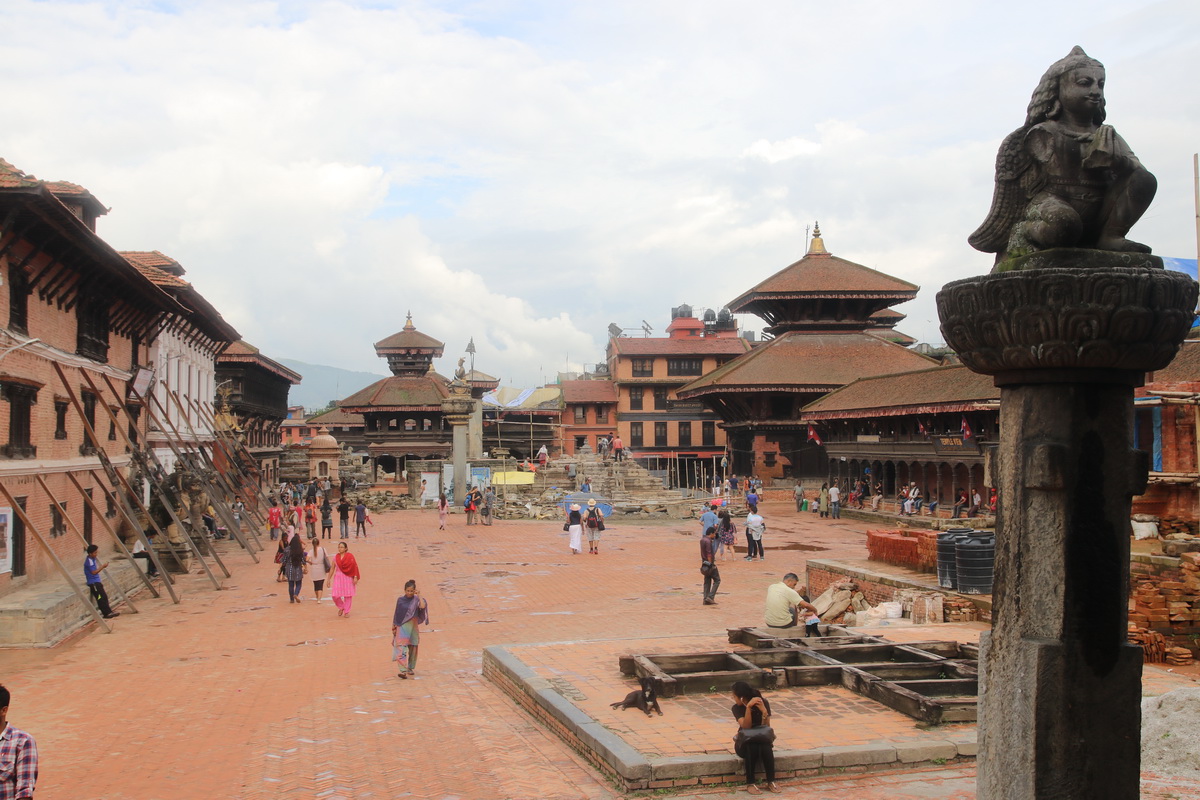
[{"left": 1, "top": 499, "right": 1197, "bottom": 799}]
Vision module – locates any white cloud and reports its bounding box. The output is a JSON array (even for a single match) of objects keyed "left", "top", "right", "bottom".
[{"left": 0, "top": 0, "right": 1197, "bottom": 384}]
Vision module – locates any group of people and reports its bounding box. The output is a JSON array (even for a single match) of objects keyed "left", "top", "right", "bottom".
[
  {"left": 697, "top": 499, "right": 769, "bottom": 606},
  {"left": 462, "top": 485, "right": 496, "bottom": 526},
  {"left": 564, "top": 498, "right": 606, "bottom": 554},
  {"left": 595, "top": 433, "right": 625, "bottom": 461},
  {"left": 790, "top": 480, "right": 994, "bottom": 519},
  {"left": 274, "top": 527, "right": 360, "bottom": 614},
  {"left": 266, "top": 495, "right": 370, "bottom": 541}
]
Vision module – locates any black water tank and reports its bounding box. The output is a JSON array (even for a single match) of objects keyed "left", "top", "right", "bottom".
[
  {"left": 956, "top": 532, "right": 996, "bottom": 595},
  {"left": 937, "top": 528, "right": 974, "bottom": 589}
]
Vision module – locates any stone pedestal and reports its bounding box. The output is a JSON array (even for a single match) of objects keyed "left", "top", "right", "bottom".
[
  {"left": 469, "top": 399, "right": 483, "bottom": 459},
  {"left": 937, "top": 256, "right": 1197, "bottom": 799}
]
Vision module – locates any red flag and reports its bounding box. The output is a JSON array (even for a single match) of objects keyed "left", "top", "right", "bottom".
[
  {"left": 961, "top": 415, "right": 973, "bottom": 440},
  {"left": 918, "top": 419, "right": 928, "bottom": 437},
  {"left": 807, "top": 424, "right": 823, "bottom": 446}
]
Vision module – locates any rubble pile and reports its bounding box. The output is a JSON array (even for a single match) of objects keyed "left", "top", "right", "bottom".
[
  {"left": 811, "top": 580, "right": 871, "bottom": 625},
  {"left": 1128, "top": 625, "right": 1167, "bottom": 663},
  {"left": 1166, "top": 646, "right": 1196, "bottom": 667},
  {"left": 942, "top": 596, "right": 979, "bottom": 623},
  {"left": 1130, "top": 565, "right": 1200, "bottom": 629}
]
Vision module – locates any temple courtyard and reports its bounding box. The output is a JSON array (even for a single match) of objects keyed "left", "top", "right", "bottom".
[{"left": 2, "top": 497, "right": 1199, "bottom": 799}]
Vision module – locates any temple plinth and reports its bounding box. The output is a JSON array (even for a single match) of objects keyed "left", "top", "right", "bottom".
[{"left": 937, "top": 256, "right": 1197, "bottom": 798}]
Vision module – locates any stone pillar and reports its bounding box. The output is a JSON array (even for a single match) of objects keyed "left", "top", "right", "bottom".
[
  {"left": 468, "top": 399, "right": 483, "bottom": 459},
  {"left": 937, "top": 254, "right": 1197, "bottom": 799},
  {"left": 442, "top": 388, "right": 473, "bottom": 506}
]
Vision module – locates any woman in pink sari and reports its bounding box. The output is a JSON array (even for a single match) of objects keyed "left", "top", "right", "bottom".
[
  {"left": 437, "top": 493, "right": 448, "bottom": 530},
  {"left": 329, "top": 541, "right": 360, "bottom": 617}
]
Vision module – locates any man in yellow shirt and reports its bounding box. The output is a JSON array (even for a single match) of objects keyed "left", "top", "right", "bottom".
[{"left": 764, "top": 573, "right": 817, "bottom": 629}]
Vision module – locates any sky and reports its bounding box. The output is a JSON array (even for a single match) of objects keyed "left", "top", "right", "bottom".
[{"left": 1, "top": 0, "right": 1198, "bottom": 389}]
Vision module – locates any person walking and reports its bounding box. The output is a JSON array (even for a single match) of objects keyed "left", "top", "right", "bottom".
[
  {"left": 83, "top": 544, "right": 119, "bottom": 619},
  {"left": 611, "top": 433, "right": 624, "bottom": 462},
  {"left": 337, "top": 496, "right": 351, "bottom": 539},
  {"left": 792, "top": 482, "right": 804, "bottom": 512},
  {"left": 700, "top": 526, "right": 721, "bottom": 605},
  {"left": 0, "top": 683, "right": 38, "bottom": 800},
  {"left": 320, "top": 499, "right": 334, "bottom": 540},
  {"left": 829, "top": 482, "right": 841, "bottom": 519},
  {"left": 744, "top": 509, "right": 766, "bottom": 561},
  {"left": 731, "top": 681, "right": 779, "bottom": 794},
  {"left": 818, "top": 483, "right": 830, "bottom": 519},
  {"left": 584, "top": 498, "right": 605, "bottom": 555},
  {"left": 231, "top": 495, "right": 245, "bottom": 537},
  {"left": 716, "top": 509, "right": 737, "bottom": 561},
  {"left": 391, "top": 579, "right": 429, "bottom": 679},
  {"left": 418, "top": 478, "right": 428, "bottom": 508},
  {"left": 308, "top": 536, "right": 330, "bottom": 604},
  {"left": 565, "top": 503, "right": 584, "bottom": 555},
  {"left": 275, "top": 526, "right": 291, "bottom": 582},
  {"left": 482, "top": 486, "right": 495, "bottom": 526},
  {"left": 304, "top": 499, "right": 318, "bottom": 538},
  {"left": 283, "top": 534, "right": 307, "bottom": 604},
  {"left": 329, "top": 541, "right": 360, "bottom": 617},
  {"left": 436, "top": 493, "right": 448, "bottom": 530},
  {"left": 699, "top": 502, "right": 719, "bottom": 538},
  {"left": 267, "top": 498, "right": 284, "bottom": 540},
  {"left": 355, "top": 498, "right": 368, "bottom": 537},
  {"left": 536, "top": 444, "right": 549, "bottom": 468}
]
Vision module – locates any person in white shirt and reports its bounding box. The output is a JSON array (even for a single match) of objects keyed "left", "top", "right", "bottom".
[
  {"left": 764, "top": 573, "right": 817, "bottom": 629},
  {"left": 828, "top": 483, "right": 841, "bottom": 519}
]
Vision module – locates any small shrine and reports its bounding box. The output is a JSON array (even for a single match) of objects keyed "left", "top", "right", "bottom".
[{"left": 307, "top": 426, "right": 341, "bottom": 481}]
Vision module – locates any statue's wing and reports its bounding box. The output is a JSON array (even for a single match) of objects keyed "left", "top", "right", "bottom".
[{"left": 968, "top": 128, "right": 1037, "bottom": 254}]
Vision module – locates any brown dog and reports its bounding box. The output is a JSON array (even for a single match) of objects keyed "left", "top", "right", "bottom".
[{"left": 610, "top": 676, "right": 663, "bottom": 716}]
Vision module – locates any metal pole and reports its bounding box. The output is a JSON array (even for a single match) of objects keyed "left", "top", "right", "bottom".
[
  {"left": 39, "top": 475, "right": 139, "bottom": 614},
  {"left": 66, "top": 471, "right": 164, "bottom": 600},
  {"left": 0, "top": 481, "right": 111, "bottom": 633}
]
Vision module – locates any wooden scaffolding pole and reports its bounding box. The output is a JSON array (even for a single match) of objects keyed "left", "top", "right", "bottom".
[
  {"left": 0, "top": 481, "right": 112, "bottom": 633},
  {"left": 65, "top": 470, "right": 164, "bottom": 601},
  {"left": 51, "top": 360, "right": 226, "bottom": 589},
  {"left": 187, "top": 395, "right": 275, "bottom": 519},
  {"left": 37, "top": 475, "right": 139, "bottom": 614}
]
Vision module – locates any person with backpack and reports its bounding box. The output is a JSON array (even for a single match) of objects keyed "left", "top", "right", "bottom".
[{"left": 583, "top": 498, "right": 605, "bottom": 555}]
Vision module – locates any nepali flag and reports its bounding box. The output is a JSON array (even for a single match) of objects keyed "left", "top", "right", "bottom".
[
  {"left": 961, "top": 415, "right": 973, "bottom": 440},
  {"left": 807, "top": 424, "right": 823, "bottom": 446},
  {"left": 918, "top": 419, "right": 928, "bottom": 437}
]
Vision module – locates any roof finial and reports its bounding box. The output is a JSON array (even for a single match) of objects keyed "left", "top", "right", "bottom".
[
  {"left": 807, "top": 221, "right": 828, "bottom": 255},
  {"left": 403, "top": 311, "right": 415, "bottom": 331}
]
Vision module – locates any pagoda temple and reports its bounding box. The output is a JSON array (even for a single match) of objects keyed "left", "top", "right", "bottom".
[
  {"left": 677, "top": 225, "right": 937, "bottom": 480},
  {"left": 338, "top": 313, "right": 455, "bottom": 476}
]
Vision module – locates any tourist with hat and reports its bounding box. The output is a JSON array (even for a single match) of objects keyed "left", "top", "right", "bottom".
[
  {"left": 583, "top": 498, "right": 605, "bottom": 554},
  {"left": 565, "top": 503, "right": 584, "bottom": 554}
]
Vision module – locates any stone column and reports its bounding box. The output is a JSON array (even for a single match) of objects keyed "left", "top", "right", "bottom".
[
  {"left": 937, "top": 254, "right": 1197, "bottom": 799},
  {"left": 468, "top": 399, "right": 483, "bottom": 459},
  {"left": 442, "top": 388, "right": 473, "bottom": 506}
]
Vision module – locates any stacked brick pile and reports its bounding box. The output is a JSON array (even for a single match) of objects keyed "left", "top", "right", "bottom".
[
  {"left": 865, "top": 529, "right": 939, "bottom": 573},
  {"left": 1130, "top": 553, "right": 1200, "bottom": 633},
  {"left": 1166, "top": 646, "right": 1195, "bottom": 667},
  {"left": 943, "top": 596, "right": 978, "bottom": 623},
  {"left": 1128, "top": 624, "right": 1167, "bottom": 663},
  {"left": 1160, "top": 517, "right": 1199, "bottom": 537}
]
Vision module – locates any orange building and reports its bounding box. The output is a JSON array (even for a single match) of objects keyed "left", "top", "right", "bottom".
[
  {"left": 604, "top": 306, "right": 750, "bottom": 487},
  {"left": 560, "top": 379, "right": 617, "bottom": 455}
]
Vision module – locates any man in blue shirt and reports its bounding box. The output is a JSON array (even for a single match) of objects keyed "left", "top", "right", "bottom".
[
  {"left": 699, "top": 503, "right": 719, "bottom": 537},
  {"left": 84, "top": 544, "right": 119, "bottom": 619}
]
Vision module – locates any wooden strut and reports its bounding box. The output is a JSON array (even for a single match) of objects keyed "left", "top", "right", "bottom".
[
  {"left": 0, "top": 481, "right": 112, "bottom": 634},
  {"left": 79, "top": 368, "right": 235, "bottom": 580},
  {"left": 36, "top": 475, "right": 139, "bottom": 614},
  {"left": 189, "top": 396, "right": 277, "bottom": 518},
  {"left": 138, "top": 384, "right": 260, "bottom": 562},
  {"left": 163, "top": 387, "right": 270, "bottom": 537},
  {"left": 50, "top": 360, "right": 226, "bottom": 589},
  {"left": 88, "top": 468, "right": 188, "bottom": 600},
  {"left": 64, "top": 470, "right": 167, "bottom": 602}
]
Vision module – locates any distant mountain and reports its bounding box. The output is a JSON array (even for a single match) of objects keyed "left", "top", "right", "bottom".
[{"left": 276, "top": 359, "right": 387, "bottom": 412}]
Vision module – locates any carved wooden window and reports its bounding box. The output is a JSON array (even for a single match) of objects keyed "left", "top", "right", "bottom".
[
  {"left": 667, "top": 358, "right": 703, "bottom": 376},
  {"left": 574, "top": 406, "right": 586, "bottom": 424},
  {"left": 108, "top": 406, "right": 119, "bottom": 440},
  {"left": 596, "top": 405, "right": 609, "bottom": 423},
  {"left": 76, "top": 298, "right": 110, "bottom": 362},
  {"left": 54, "top": 401, "right": 68, "bottom": 439},
  {"left": 631, "top": 358, "right": 653, "bottom": 378},
  {"left": 702, "top": 421, "right": 716, "bottom": 447},
  {"left": 125, "top": 404, "right": 141, "bottom": 446},
  {"left": 628, "top": 387, "right": 643, "bottom": 411},
  {"left": 0, "top": 382, "right": 38, "bottom": 458},
  {"left": 654, "top": 421, "right": 667, "bottom": 447},
  {"left": 629, "top": 422, "right": 643, "bottom": 448},
  {"left": 653, "top": 388, "right": 669, "bottom": 410},
  {"left": 8, "top": 268, "right": 29, "bottom": 336},
  {"left": 79, "top": 391, "right": 97, "bottom": 455}
]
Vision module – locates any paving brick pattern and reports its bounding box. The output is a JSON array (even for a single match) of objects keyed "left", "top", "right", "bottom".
[{"left": 0, "top": 498, "right": 1197, "bottom": 799}]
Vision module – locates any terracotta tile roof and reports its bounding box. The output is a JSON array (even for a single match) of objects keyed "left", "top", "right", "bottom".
[
  {"left": 608, "top": 336, "right": 752, "bottom": 357},
  {"left": 868, "top": 328, "right": 917, "bottom": 346},
  {"left": 218, "top": 340, "right": 302, "bottom": 383},
  {"left": 870, "top": 308, "right": 906, "bottom": 321},
  {"left": 561, "top": 380, "right": 618, "bottom": 404},
  {"left": 307, "top": 406, "right": 365, "bottom": 426},
  {"left": 120, "top": 254, "right": 189, "bottom": 289},
  {"left": 728, "top": 252, "right": 918, "bottom": 313},
  {"left": 0, "top": 159, "right": 40, "bottom": 188},
  {"left": 801, "top": 365, "right": 1000, "bottom": 418},
  {"left": 677, "top": 331, "right": 938, "bottom": 397},
  {"left": 339, "top": 375, "right": 450, "bottom": 410},
  {"left": 374, "top": 315, "right": 444, "bottom": 351},
  {"left": 120, "top": 250, "right": 186, "bottom": 276}
]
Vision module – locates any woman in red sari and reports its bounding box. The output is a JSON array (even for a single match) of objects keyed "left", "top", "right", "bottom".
[{"left": 329, "top": 541, "right": 360, "bottom": 618}]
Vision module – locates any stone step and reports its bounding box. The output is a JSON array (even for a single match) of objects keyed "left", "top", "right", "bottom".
[{"left": 0, "top": 559, "right": 152, "bottom": 646}]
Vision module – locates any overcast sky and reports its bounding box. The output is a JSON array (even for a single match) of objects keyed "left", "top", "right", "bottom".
[{"left": 2, "top": 0, "right": 1197, "bottom": 388}]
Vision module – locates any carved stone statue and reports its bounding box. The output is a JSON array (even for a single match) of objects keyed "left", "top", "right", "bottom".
[
  {"left": 453, "top": 356, "right": 467, "bottom": 383},
  {"left": 969, "top": 46, "right": 1156, "bottom": 268}
]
